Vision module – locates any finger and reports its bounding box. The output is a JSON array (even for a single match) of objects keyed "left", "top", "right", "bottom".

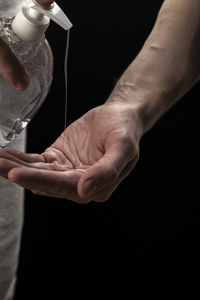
[
  {"left": 0, "top": 148, "right": 45, "bottom": 163},
  {"left": 0, "top": 158, "right": 21, "bottom": 178},
  {"left": 8, "top": 167, "right": 87, "bottom": 203},
  {"left": 77, "top": 137, "right": 138, "bottom": 199},
  {"left": 0, "top": 156, "right": 58, "bottom": 178},
  {"left": 36, "top": 0, "right": 54, "bottom": 6},
  {"left": 0, "top": 38, "right": 30, "bottom": 90},
  {"left": 0, "top": 146, "right": 80, "bottom": 173},
  {"left": 0, "top": 149, "right": 46, "bottom": 169},
  {"left": 0, "top": 149, "right": 67, "bottom": 175},
  {"left": 42, "top": 147, "right": 74, "bottom": 167}
]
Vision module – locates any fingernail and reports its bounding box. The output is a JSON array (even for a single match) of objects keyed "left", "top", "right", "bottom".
[{"left": 83, "top": 180, "right": 98, "bottom": 198}]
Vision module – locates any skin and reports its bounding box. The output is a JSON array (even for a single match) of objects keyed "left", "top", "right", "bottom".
[
  {"left": 0, "top": 0, "right": 54, "bottom": 90},
  {"left": 0, "top": 35, "right": 30, "bottom": 90},
  {"left": 0, "top": 0, "right": 200, "bottom": 203}
]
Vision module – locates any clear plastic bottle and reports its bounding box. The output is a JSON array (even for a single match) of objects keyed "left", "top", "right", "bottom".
[
  {"left": 0, "top": 17, "right": 53, "bottom": 147},
  {"left": 0, "top": 1, "right": 72, "bottom": 147}
]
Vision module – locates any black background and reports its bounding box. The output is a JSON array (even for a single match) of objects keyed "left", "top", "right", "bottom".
[{"left": 14, "top": 0, "right": 199, "bottom": 297}]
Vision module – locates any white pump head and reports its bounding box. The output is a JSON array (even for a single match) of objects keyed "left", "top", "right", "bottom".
[{"left": 12, "top": 0, "right": 73, "bottom": 42}]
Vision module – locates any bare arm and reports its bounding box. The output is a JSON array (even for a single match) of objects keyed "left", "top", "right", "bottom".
[
  {"left": 0, "top": 0, "right": 200, "bottom": 203},
  {"left": 108, "top": 0, "right": 200, "bottom": 134}
]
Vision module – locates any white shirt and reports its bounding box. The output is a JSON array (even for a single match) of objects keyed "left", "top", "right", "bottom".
[{"left": 0, "top": 1, "right": 27, "bottom": 299}]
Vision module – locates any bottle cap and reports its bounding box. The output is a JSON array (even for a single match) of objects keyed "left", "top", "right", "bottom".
[{"left": 12, "top": 0, "right": 72, "bottom": 42}]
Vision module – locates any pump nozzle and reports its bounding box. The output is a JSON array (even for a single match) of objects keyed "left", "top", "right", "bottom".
[
  {"left": 12, "top": 0, "right": 72, "bottom": 42},
  {"left": 32, "top": 0, "right": 72, "bottom": 30}
]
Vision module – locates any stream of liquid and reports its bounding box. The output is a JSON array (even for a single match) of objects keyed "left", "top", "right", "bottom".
[{"left": 64, "top": 29, "right": 70, "bottom": 131}]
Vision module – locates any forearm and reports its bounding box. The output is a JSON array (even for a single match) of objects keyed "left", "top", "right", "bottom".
[{"left": 108, "top": 0, "right": 200, "bottom": 134}]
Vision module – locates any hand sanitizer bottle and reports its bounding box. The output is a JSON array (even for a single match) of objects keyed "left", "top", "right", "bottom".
[{"left": 0, "top": 0, "right": 72, "bottom": 147}]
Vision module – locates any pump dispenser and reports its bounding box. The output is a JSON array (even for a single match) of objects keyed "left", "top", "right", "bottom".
[
  {"left": 0, "top": 1, "right": 72, "bottom": 147},
  {"left": 12, "top": 0, "right": 72, "bottom": 41}
]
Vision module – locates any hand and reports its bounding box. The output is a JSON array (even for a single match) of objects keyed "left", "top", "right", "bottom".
[
  {"left": 0, "top": 37, "right": 30, "bottom": 90},
  {"left": 0, "top": 103, "right": 141, "bottom": 203},
  {"left": 0, "top": 1, "right": 55, "bottom": 89}
]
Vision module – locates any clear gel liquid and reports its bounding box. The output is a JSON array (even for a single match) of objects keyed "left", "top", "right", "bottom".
[
  {"left": 0, "top": 17, "right": 53, "bottom": 147},
  {"left": 64, "top": 29, "right": 70, "bottom": 131}
]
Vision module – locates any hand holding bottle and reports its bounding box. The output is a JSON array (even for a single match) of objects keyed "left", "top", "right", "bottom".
[
  {"left": 0, "top": 0, "right": 72, "bottom": 147},
  {"left": 0, "top": 0, "right": 54, "bottom": 89}
]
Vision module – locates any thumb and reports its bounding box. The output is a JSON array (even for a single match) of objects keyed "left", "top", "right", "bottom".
[{"left": 77, "top": 139, "right": 136, "bottom": 200}]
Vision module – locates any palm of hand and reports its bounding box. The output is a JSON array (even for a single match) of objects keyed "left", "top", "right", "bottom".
[{"left": 0, "top": 104, "right": 140, "bottom": 203}]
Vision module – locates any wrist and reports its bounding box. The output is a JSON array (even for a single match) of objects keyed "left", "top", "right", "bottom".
[
  {"left": 107, "top": 0, "right": 200, "bottom": 135},
  {"left": 107, "top": 44, "right": 191, "bottom": 135}
]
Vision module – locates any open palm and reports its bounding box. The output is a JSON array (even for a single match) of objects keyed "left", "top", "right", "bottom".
[{"left": 0, "top": 103, "right": 140, "bottom": 203}]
